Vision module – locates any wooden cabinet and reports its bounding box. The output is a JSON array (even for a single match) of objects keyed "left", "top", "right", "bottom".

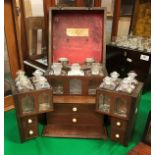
[
  {"left": 18, "top": 115, "right": 38, "bottom": 142},
  {"left": 12, "top": 84, "right": 53, "bottom": 141},
  {"left": 43, "top": 99, "right": 107, "bottom": 139},
  {"left": 96, "top": 82, "right": 143, "bottom": 145},
  {"left": 46, "top": 75, "right": 104, "bottom": 95}
]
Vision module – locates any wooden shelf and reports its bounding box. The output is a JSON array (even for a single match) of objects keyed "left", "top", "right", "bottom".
[
  {"left": 42, "top": 124, "right": 107, "bottom": 139},
  {"left": 53, "top": 96, "right": 96, "bottom": 104}
]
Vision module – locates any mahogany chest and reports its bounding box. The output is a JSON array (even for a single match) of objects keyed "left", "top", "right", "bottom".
[
  {"left": 96, "top": 82, "right": 143, "bottom": 145},
  {"left": 45, "top": 7, "right": 107, "bottom": 96},
  {"left": 42, "top": 7, "right": 108, "bottom": 139},
  {"left": 12, "top": 83, "right": 53, "bottom": 142}
]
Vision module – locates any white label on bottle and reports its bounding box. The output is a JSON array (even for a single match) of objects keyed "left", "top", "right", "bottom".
[{"left": 140, "top": 55, "right": 149, "bottom": 61}]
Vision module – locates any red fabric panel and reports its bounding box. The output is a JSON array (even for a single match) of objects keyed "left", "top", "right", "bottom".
[{"left": 52, "top": 11, "right": 104, "bottom": 64}]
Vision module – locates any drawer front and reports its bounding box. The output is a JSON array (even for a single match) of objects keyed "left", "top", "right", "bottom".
[
  {"left": 47, "top": 113, "right": 103, "bottom": 125},
  {"left": 110, "top": 128, "right": 126, "bottom": 144},
  {"left": 23, "top": 126, "right": 38, "bottom": 140},
  {"left": 21, "top": 116, "right": 38, "bottom": 127},
  {"left": 111, "top": 117, "right": 127, "bottom": 130},
  {"left": 53, "top": 103, "right": 95, "bottom": 114}
]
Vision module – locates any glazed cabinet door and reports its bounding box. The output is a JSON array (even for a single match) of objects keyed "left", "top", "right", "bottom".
[
  {"left": 96, "top": 91, "right": 113, "bottom": 114},
  {"left": 112, "top": 93, "right": 131, "bottom": 119}
]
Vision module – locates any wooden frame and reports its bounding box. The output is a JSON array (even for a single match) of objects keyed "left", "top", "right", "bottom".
[
  {"left": 12, "top": 86, "right": 53, "bottom": 117},
  {"left": 111, "top": 0, "right": 121, "bottom": 40},
  {"left": 4, "top": 0, "right": 24, "bottom": 111},
  {"left": 46, "top": 7, "right": 107, "bottom": 95},
  {"left": 96, "top": 82, "right": 143, "bottom": 145},
  {"left": 96, "top": 82, "right": 143, "bottom": 120},
  {"left": 4, "top": 0, "right": 21, "bottom": 79},
  {"left": 46, "top": 75, "right": 104, "bottom": 96}
]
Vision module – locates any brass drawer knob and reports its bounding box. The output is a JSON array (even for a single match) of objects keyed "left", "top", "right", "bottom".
[
  {"left": 72, "top": 118, "right": 77, "bottom": 123},
  {"left": 115, "top": 134, "right": 120, "bottom": 138},
  {"left": 29, "top": 130, "right": 34, "bottom": 135},
  {"left": 28, "top": 119, "right": 32, "bottom": 124},
  {"left": 72, "top": 107, "right": 78, "bottom": 112},
  {"left": 116, "top": 122, "right": 121, "bottom": 126}
]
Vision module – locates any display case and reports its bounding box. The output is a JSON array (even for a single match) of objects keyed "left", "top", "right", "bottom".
[
  {"left": 45, "top": 7, "right": 107, "bottom": 96},
  {"left": 12, "top": 85, "right": 53, "bottom": 117},
  {"left": 12, "top": 81, "right": 53, "bottom": 141},
  {"left": 96, "top": 82, "right": 143, "bottom": 145},
  {"left": 96, "top": 82, "right": 143, "bottom": 119},
  {"left": 42, "top": 7, "right": 108, "bottom": 139}
]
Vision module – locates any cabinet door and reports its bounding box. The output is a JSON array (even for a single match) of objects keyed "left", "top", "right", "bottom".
[
  {"left": 38, "top": 92, "right": 53, "bottom": 112},
  {"left": 113, "top": 95, "right": 131, "bottom": 118},
  {"left": 88, "top": 80, "right": 100, "bottom": 95},
  {"left": 51, "top": 79, "right": 64, "bottom": 94},
  {"left": 20, "top": 95, "right": 35, "bottom": 114},
  {"left": 97, "top": 92, "right": 112, "bottom": 114},
  {"left": 69, "top": 79, "right": 82, "bottom": 95}
]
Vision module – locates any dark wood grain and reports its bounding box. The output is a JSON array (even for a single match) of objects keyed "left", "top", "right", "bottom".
[
  {"left": 96, "top": 82, "right": 143, "bottom": 145},
  {"left": 52, "top": 103, "right": 95, "bottom": 113},
  {"left": 53, "top": 95, "right": 95, "bottom": 104},
  {"left": 111, "top": 0, "right": 121, "bottom": 40},
  {"left": 43, "top": 124, "right": 107, "bottom": 139},
  {"left": 47, "top": 113, "right": 103, "bottom": 125},
  {"left": 4, "top": 0, "right": 21, "bottom": 79}
]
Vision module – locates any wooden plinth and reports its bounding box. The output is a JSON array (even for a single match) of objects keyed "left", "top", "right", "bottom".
[{"left": 42, "top": 124, "right": 107, "bottom": 139}]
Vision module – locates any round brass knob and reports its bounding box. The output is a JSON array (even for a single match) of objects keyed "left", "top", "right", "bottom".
[
  {"left": 116, "top": 122, "right": 121, "bottom": 126},
  {"left": 28, "top": 119, "right": 32, "bottom": 124},
  {"left": 72, "top": 107, "right": 78, "bottom": 112},
  {"left": 115, "top": 134, "right": 120, "bottom": 138},
  {"left": 29, "top": 130, "right": 34, "bottom": 135},
  {"left": 72, "top": 118, "right": 77, "bottom": 123}
]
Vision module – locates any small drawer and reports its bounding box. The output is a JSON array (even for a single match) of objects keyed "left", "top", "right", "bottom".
[
  {"left": 110, "top": 128, "right": 126, "bottom": 144},
  {"left": 47, "top": 113, "right": 103, "bottom": 125},
  {"left": 53, "top": 103, "right": 95, "bottom": 114},
  {"left": 23, "top": 126, "right": 38, "bottom": 140},
  {"left": 111, "top": 117, "right": 127, "bottom": 129},
  {"left": 21, "top": 116, "right": 38, "bottom": 127}
]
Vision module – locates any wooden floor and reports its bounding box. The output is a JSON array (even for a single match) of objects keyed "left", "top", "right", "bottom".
[{"left": 128, "top": 143, "right": 151, "bottom": 155}]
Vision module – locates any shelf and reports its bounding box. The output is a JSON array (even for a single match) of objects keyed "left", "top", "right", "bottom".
[
  {"left": 42, "top": 124, "right": 107, "bottom": 139},
  {"left": 53, "top": 95, "right": 96, "bottom": 104}
]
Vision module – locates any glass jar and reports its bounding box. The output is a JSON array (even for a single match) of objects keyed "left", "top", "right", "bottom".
[
  {"left": 91, "top": 63, "right": 100, "bottom": 75},
  {"left": 51, "top": 63, "right": 62, "bottom": 75}
]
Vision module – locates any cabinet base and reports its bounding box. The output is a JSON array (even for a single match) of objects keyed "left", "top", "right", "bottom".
[{"left": 42, "top": 124, "right": 107, "bottom": 139}]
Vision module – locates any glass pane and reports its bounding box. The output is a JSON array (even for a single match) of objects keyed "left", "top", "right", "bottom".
[
  {"left": 52, "top": 80, "right": 64, "bottom": 94},
  {"left": 39, "top": 92, "right": 52, "bottom": 111},
  {"left": 24, "top": 0, "right": 44, "bottom": 17},
  {"left": 4, "top": 34, "right": 12, "bottom": 97},
  {"left": 21, "top": 95, "right": 35, "bottom": 113},
  {"left": 114, "top": 98, "right": 128, "bottom": 117},
  {"left": 23, "top": 0, "right": 47, "bottom": 63},
  {"left": 69, "top": 79, "right": 82, "bottom": 94},
  {"left": 101, "top": 0, "right": 115, "bottom": 16},
  {"left": 88, "top": 80, "right": 98, "bottom": 95},
  {"left": 98, "top": 94, "right": 111, "bottom": 113}
]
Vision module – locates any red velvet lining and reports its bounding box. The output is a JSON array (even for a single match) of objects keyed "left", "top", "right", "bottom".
[{"left": 52, "top": 11, "right": 104, "bottom": 64}]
